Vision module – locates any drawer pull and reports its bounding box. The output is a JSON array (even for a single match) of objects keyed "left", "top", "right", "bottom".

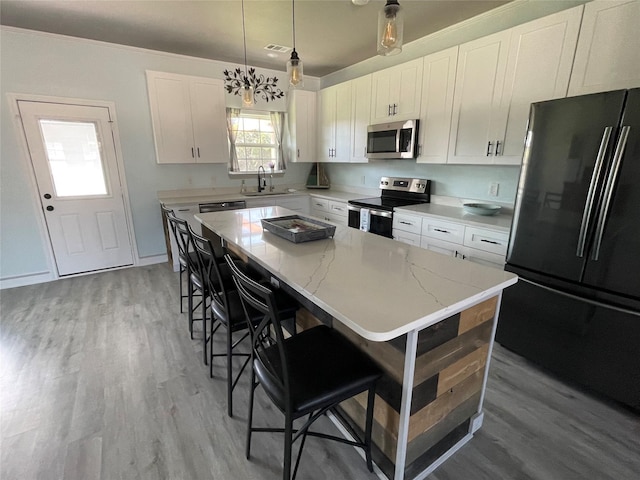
[
  {"left": 177, "top": 208, "right": 190, "bottom": 212},
  {"left": 480, "top": 239, "right": 500, "bottom": 245},
  {"left": 434, "top": 228, "right": 450, "bottom": 233},
  {"left": 399, "top": 221, "right": 413, "bottom": 225}
]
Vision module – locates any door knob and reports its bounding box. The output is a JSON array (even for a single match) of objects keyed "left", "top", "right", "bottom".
[
  {"left": 44, "top": 193, "right": 52, "bottom": 199},
  {"left": 46, "top": 205, "right": 54, "bottom": 211}
]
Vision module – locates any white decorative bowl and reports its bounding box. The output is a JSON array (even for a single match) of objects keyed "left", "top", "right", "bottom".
[{"left": 463, "top": 203, "right": 502, "bottom": 216}]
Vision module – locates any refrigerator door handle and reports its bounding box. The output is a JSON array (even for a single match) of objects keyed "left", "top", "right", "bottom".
[
  {"left": 519, "top": 277, "right": 640, "bottom": 318},
  {"left": 591, "top": 126, "right": 630, "bottom": 261},
  {"left": 576, "top": 126, "right": 613, "bottom": 257}
]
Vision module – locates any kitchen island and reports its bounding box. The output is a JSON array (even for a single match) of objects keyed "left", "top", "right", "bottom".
[{"left": 196, "top": 207, "right": 517, "bottom": 480}]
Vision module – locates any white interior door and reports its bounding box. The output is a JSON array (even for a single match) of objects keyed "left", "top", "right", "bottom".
[{"left": 17, "top": 100, "right": 134, "bottom": 276}]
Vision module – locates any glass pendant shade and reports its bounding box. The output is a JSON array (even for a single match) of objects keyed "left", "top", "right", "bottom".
[
  {"left": 242, "top": 81, "right": 254, "bottom": 106},
  {"left": 377, "top": 0, "right": 404, "bottom": 56},
  {"left": 287, "top": 50, "right": 304, "bottom": 88}
]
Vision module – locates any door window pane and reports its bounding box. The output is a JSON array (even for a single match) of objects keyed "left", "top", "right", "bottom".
[{"left": 40, "top": 120, "right": 108, "bottom": 197}]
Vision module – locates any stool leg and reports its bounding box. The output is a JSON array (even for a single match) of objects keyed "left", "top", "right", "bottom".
[
  {"left": 227, "top": 325, "right": 233, "bottom": 417},
  {"left": 246, "top": 369, "right": 256, "bottom": 460},
  {"left": 283, "top": 414, "right": 293, "bottom": 480},
  {"left": 179, "top": 264, "right": 184, "bottom": 313},
  {"left": 202, "top": 290, "right": 208, "bottom": 365},
  {"left": 187, "top": 272, "right": 194, "bottom": 339},
  {"left": 365, "top": 386, "right": 376, "bottom": 472}
]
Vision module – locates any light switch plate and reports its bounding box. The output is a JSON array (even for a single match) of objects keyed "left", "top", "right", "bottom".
[{"left": 489, "top": 182, "right": 499, "bottom": 197}]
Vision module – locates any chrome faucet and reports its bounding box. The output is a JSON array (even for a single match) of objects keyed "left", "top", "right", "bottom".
[{"left": 257, "top": 165, "right": 266, "bottom": 193}]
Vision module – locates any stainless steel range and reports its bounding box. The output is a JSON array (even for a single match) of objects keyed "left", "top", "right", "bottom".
[{"left": 348, "top": 177, "right": 431, "bottom": 238}]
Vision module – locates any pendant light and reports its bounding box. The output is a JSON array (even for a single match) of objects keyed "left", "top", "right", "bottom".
[
  {"left": 377, "top": 0, "right": 404, "bottom": 56},
  {"left": 241, "top": 0, "right": 253, "bottom": 106},
  {"left": 287, "top": 0, "right": 303, "bottom": 88}
]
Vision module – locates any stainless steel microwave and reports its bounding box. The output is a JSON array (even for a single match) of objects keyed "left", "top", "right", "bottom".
[{"left": 366, "top": 119, "right": 419, "bottom": 159}]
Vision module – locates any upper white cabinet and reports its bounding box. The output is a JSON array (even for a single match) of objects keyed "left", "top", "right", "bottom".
[
  {"left": 447, "top": 7, "right": 581, "bottom": 165},
  {"left": 317, "top": 82, "right": 353, "bottom": 162},
  {"left": 370, "top": 58, "right": 423, "bottom": 123},
  {"left": 146, "top": 71, "right": 228, "bottom": 164},
  {"left": 350, "top": 75, "right": 372, "bottom": 163},
  {"left": 569, "top": 0, "right": 640, "bottom": 95},
  {"left": 286, "top": 89, "right": 316, "bottom": 163},
  {"left": 416, "top": 46, "right": 458, "bottom": 164},
  {"left": 447, "top": 30, "right": 511, "bottom": 165},
  {"left": 497, "top": 6, "right": 582, "bottom": 164}
]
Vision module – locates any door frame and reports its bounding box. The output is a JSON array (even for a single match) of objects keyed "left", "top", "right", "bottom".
[{"left": 6, "top": 92, "right": 140, "bottom": 284}]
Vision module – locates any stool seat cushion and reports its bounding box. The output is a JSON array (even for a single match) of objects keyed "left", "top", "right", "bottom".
[{"left": 255, "top": 325, "right": 381, "bottom": 417}]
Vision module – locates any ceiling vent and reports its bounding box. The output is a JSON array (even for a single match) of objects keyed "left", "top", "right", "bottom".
[{"left": 264, "top": 44, "right": 292, "bottom": 54}]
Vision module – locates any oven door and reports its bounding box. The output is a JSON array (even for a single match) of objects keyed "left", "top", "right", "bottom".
[
  {"left": 369, "top": 209, "right": 393, "bottom": 237},
  {"left": 348, "top": 205, "right": 393, "bottom": 238}
]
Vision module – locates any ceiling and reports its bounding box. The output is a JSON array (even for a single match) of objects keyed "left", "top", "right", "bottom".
[{"left": 0, "top": 0, "right": 512, "bottom": 77}]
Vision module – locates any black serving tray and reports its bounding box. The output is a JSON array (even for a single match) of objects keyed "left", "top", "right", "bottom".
[{"left": 261, "top": 215, "right": 336, "bottom": 243}]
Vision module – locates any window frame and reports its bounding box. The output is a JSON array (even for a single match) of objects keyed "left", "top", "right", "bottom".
[{"left": 228, "top": 109, "right": 283, "bottom": 176}]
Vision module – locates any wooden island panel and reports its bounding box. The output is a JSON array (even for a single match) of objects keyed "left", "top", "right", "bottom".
[{"left": 333, "top": 296, "right": 498, "bottom": 479}]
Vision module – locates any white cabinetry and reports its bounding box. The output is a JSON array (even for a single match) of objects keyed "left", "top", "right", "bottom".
[
  {"left": 447, "top": 30, "right": 510, "bottom": 165},
  {"left": 147, "top": 71, "right": 227, "bottom": 164},
  {"left": 310, "top": 197, "right": 348, "bottom": 226},
  {"left": 447, "top": 7, "right": 581, "bottom": 165},
  {"left": 498, "top": 7, "right": 581, "bottom": 163},
  {"left": 350, "top": 75, "right": 372, "bottom": 163},
  {"left": 317, "top": 83, "right": 352, "bottom": 162},
  {"left": 286, "top": 90, "right": 316, "bottom": 163},
  {"left": 370, "top": 58, "right": 423, "bottom": 123},
  {"left": 393, "top": 212, "right": 509, "bottom": 269},
  {"left": 416, "top": 47, "right": 458, "bottom": 164},
  {"left": 568, "top": 0, "right": 640, "bottom": 95}
]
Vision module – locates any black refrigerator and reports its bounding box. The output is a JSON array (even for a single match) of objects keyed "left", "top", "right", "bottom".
[{"left": 496, "top": 89, "right": 640, "bottom": 410}]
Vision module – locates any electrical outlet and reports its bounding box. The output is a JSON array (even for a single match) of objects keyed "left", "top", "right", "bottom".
[
  {"left": 270, "top": 276, "right": 280, "bottom": 288},
  {"left": 489, "top": 182, "right": 499, "bottom": 197}
]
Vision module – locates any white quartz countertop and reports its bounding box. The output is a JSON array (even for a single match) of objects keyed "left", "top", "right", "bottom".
[
  {"left": 158, "top": 188, "right": 363, "bottom": 206},
  {"left": 395, "top": 203, "right": 513, "bottom": 232},
  {"left": 196, "top": 207, "right": 517, "bottom": 342}
]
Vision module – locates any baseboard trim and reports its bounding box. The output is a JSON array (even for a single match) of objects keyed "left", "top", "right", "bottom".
[
  {"left": 0, "top": 271, "right": 54, "bottom": 290},
  {"left": 137, "top": 254, "right": 168, "bottom": 266}
]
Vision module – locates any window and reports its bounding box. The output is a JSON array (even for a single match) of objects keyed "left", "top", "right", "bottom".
[{"left": 233, "top": 111, "right": 278, "bottom": 173}]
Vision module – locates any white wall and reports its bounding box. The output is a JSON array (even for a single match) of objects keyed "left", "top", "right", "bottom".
[{"left": 0, "top": 27, "right": 319, "bottom": 284}]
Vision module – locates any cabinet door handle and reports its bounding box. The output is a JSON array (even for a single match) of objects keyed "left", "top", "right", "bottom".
[
  {"left": 480, "top": 239, "right": 500, "bottom": 245},
  {"left": 388, "top": 104, "right": 392, "bottom": 116},
  {"left": 297, "top": 148, "right": 300, "bottom": 158},
  {"left": 393, "top": 104, "right": 398, "bottom": 115},
  {"left": 434, "top": 228, "right": 450, "bottom": 233},
  {"left": 191, "top": 147, "right": 195, "bottom": 158},
  {"left": 197, "top": 147, "right": 201, "bottom": 158},
  {"left": 486, "top": 141, "right": 494, "bottom": 156},
  {"left": 495, "top": 141, "right": 502, "bottom": 156}
]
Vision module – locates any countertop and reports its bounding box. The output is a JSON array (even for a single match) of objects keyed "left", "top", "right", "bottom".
[
  {"left": 195, "top": 206, "right": 517, "bottom": 342},
  {"left": 157, "top": 187, "right": 365, "bottom": 207},
  {"left": 395, "top": 203, "right": 514, "bottom": 232}
]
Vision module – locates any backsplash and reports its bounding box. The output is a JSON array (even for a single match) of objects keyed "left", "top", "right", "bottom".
[{"left": 325, "top": 162, "right": 521, "bottom": 205}]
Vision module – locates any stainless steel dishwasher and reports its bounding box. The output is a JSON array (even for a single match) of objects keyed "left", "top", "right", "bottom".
[{"left": 198, "top": 200, "right": 247, "bottom": 213}]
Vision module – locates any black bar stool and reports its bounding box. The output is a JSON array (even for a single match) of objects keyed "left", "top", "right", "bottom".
[
  {"left": 225, "top": 254, "right": 382, "bottom": 480},
  {"left": 191, "top": 233, "right": 298, "bottom": 417},
  {"left": 170, "top": 215, "right": 210, "bottom": 364},
  {"left": 161, "top": 204, "right": 188, "bottom": 313}
]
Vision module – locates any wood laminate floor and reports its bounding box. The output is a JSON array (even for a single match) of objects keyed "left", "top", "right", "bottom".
[{"left": 1, "top": 264, "right": 638, "bottom": 480}]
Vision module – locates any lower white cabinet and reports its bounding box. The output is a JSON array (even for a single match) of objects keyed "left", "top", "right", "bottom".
[
  {"left": 310, "top": 197, "right": 348, "bottom": 226},
  {"left": 393, "top": 211, "right": 509, "bottom": 269}
]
